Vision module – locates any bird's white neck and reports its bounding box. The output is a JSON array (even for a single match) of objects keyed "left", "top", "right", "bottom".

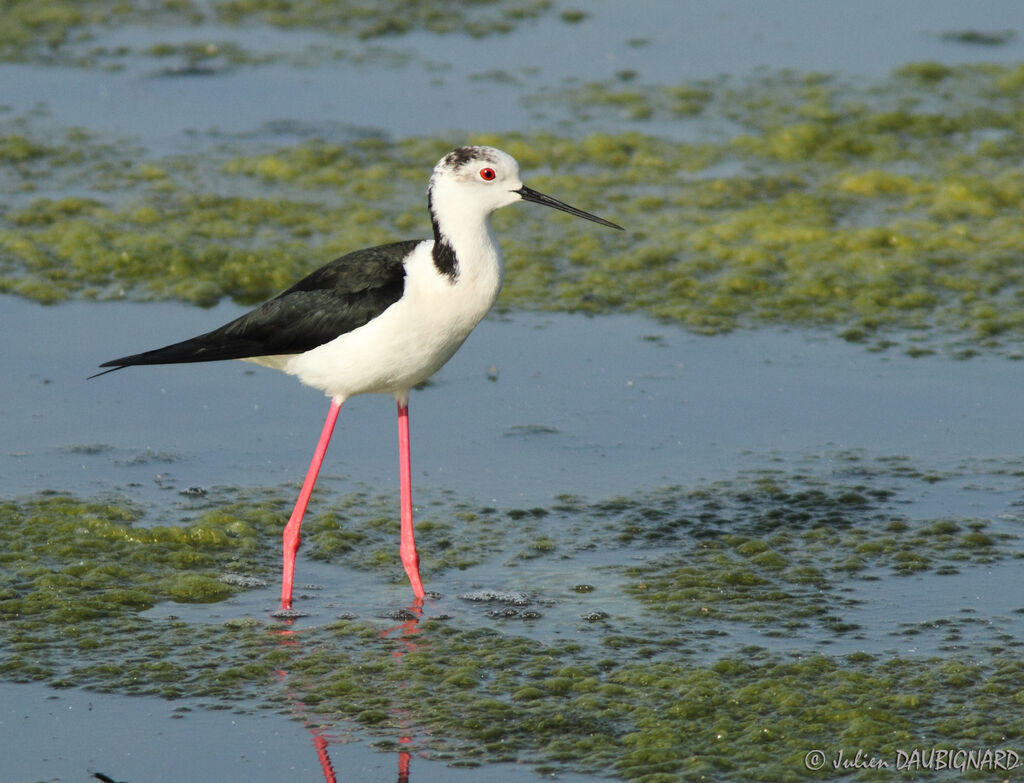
[{"left": 428, "top": 182, "right": 505, "bottom": 297}]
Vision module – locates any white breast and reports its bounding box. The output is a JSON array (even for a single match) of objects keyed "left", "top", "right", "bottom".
[{"left": 272, "top": 240, "right": 503, "bottom": 402}]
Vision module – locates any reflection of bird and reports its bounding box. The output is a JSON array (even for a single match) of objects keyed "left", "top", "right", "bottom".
[{"left": 94, "top": 146, "right": 623, "bottom": 610}]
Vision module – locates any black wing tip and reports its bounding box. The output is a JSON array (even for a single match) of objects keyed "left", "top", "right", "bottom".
[{"left": 88, "top": 364, "right": 128, "bottom": 380}]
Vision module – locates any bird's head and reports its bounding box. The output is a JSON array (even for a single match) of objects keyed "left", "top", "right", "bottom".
[{"left": 429, "top": 145, "right": 623, "bottom": 230}]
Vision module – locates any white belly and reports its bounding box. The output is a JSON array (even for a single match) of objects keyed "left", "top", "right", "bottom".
[{"left": 249, "top": 242, "right": 502, "bottom": 402}]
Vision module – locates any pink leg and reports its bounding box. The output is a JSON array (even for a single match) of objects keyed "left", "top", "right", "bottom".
[
  {"left": 397, "top": 401, "right": 426, "bottom": 598},
  {"left": 281, "top": 399, "right": 341, "bottom": 610}
]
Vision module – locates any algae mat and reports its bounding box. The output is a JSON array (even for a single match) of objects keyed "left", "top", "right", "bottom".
[
  {"left": 3, "top": 454, "right": 1024, "bottom": 781},
  {"left": 5, "top": 64, "right": 1024, "bottom": 356}
]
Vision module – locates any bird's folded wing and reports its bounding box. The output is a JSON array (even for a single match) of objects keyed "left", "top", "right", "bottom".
[{"left": 96, "top": 240, "right": 418, "bottom": 371}]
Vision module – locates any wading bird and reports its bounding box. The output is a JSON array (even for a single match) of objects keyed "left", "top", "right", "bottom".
[{"left": 94, "top": 145, "right": 622, "bottom": 611}]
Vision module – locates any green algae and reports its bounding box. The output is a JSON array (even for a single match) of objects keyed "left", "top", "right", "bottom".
[
  {"left": 301, "top": 490, "right": 510, "bottom": 578},
  {"left": 939, "top": 30, "right": 1016, "bottom": 47},
  {"left": 3, "top": 456, "right": 1024, "bottom": 779},
  {"left": 7, "top": 64, "right": 1024, "bottom": 354},
  {"left": 0, "top": 0, "right": 555, "bottom": 66},
  {"left": 624, "top": 511, "right": 1011, "bottom": 631},
  {"left": 296, "top": 634, "right": 1024, "bottom": 779},
  {"left": 213, "top": 0, "right": 552, "bottom": 39},
  {"left": 0, "top": 493, "right": 282, "bottom": 621}
]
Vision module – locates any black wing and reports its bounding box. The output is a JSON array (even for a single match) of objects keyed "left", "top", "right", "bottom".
[{"left": 93, "top": 240, "right": 420, "bottom": 376}]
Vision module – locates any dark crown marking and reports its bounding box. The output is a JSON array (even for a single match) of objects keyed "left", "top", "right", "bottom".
[{"left": 443, "top": 145, "right": 497, "bottom": 169}]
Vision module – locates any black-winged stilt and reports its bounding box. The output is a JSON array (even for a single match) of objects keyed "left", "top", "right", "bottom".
[{"left": 94, "top": 145, "right": 623, "bottom": 611}]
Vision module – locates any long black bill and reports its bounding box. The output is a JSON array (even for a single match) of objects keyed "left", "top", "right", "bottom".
[{"left": 516, "top": 186, "right": 623, "bottom": 230}]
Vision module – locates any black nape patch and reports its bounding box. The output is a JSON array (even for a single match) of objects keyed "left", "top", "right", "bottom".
[
  {"left": 428, "top": 187, "right": 459, "bottom": 281},
  {"left": 432, "top": 237, "right": 458, "bottom": 280}
]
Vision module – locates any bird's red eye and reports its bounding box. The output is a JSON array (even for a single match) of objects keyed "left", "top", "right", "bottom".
[{"left": 479, "top": 167, "right": 496, "bottom": 181}]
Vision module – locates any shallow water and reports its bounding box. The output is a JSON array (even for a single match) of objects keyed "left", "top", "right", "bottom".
[
  {"left": 0, "top": 681, "right": 601, "bottom": 783},
  {"left": 8, "top": 297, "right": 1024, "bottom": 779},
  {"left": 6, "top": 0, "right": 1024, "bottom": 152},
  {"left": 9, "top": 297, "right": 1024, "bottom": 508},
  {"left": 5, "top": 1, "right": 1024, "bottom": 780}
]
